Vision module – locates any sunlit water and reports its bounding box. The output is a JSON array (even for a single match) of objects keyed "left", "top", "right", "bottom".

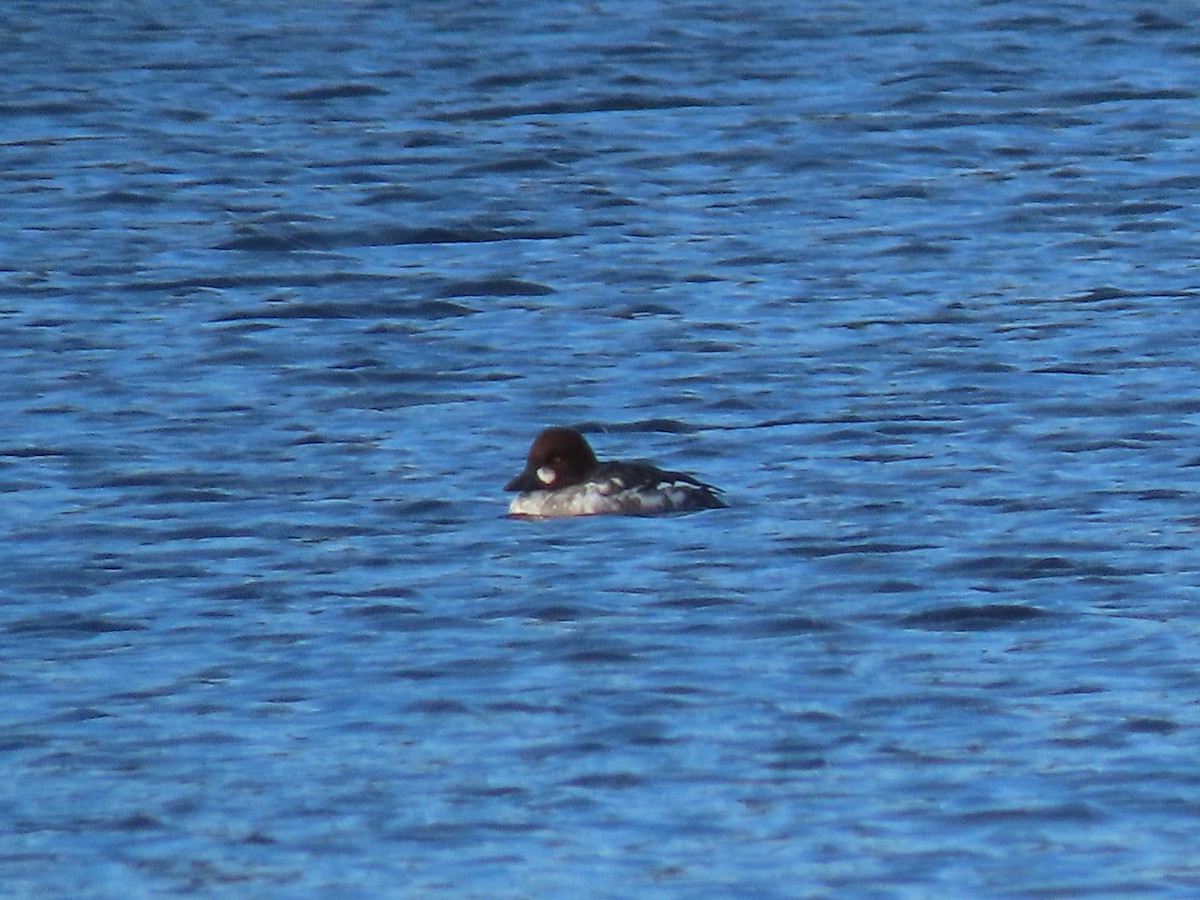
[{"left": 4, "top": 1, "right": 1200, "bottom": 896}]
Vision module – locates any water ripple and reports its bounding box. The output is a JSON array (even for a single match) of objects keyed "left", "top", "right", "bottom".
[{"left": 4, "top": 0, "right": 1200, "bottom": 896}]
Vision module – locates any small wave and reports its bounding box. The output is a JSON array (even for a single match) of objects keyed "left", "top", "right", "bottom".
[
  {"left": 900, "top": 603, "right": 1050, "bottom": 631},
  {"left": 5, "top": 612, "right": 147, "bottom": 636},
  {"left": 280, "top": 82, "right": 387, "bottom": 101}
]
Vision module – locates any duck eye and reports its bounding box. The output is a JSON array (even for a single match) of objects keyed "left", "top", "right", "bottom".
[{"left": 536, "top": 466, "right": 556, "bottom": 485}]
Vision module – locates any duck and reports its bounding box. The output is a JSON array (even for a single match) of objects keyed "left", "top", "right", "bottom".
[{"left": 505, "top": 426, "right": 726, "bottom": 517}]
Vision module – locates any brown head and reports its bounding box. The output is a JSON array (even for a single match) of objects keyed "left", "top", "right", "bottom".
[{"left": 505, "top": 427, "right": 600, "bottom": 492}]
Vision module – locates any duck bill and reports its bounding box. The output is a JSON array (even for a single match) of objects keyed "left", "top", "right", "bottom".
[{"left": 505, "top": 469, "right": 541, "bottom": 492}]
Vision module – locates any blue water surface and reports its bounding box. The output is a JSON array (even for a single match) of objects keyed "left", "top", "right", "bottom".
[{"left": 4, "top": 1, "right": 1200, "bottom": 896}]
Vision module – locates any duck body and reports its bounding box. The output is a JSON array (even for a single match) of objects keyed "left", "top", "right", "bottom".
[{"left": 505, "top": 427, "right": 726, "bottom": 518}]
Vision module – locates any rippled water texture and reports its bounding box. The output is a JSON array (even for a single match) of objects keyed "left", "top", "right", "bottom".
[{"left": 4, "top": 1, "right": 1200, "bottom": 896}]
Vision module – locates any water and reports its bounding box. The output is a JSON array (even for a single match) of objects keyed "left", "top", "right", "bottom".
[{"left": 4, "top": 1, "right": 1200, "bottom": 896}]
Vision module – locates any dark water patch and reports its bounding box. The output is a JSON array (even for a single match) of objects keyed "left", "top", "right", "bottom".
[
  {"left": 779, "top": 539, "right": 936, "bottom": 559},
  {"left": 1113, "top": 218, "right": 1177, "bottom": 234},
  {"left": 1031, "top": 362, "right": 1117, "bottom": 375},
  {"left": 653, "top": 595, "right": 737, "bottom": 610},
  {"left": 139, "top": 487, "right": 237, "bottom": 504},
  {"left": 84, "top": 469, "right": 243, "bottom": 492},
  {"left": 1108, "top": 200, "right": 1182, "bottom": 216},
  {"left": 561, "top": 771, "right": 644, "bottom": 790},
  {"left": 1029, "top": 397, "right": 1200, "bottom": 421},
  {"left": 455, "top": 155, "right": 569, "bottom": 175},
  {"left": 407, "top": 698, "right": 471, "bottom": 714},
  {"left": 674, "top": 338, "right": 742, "bottom": 354},
  {"left": 321, "top": 388, "right": 470, "bottom": 413},
  {"left": 938, "top": 554, "right": 1126, "bottom": 580},
  {"left": 0, "top": 100, "right": 101, "bottom": 118},
  {"left": 882, "top": 238, "right": 951, "bottom": 257},
  {"left": 280, "top": 82, "right": 387, "bottom": 101},
  {"left": 4, "top": 612, "right": 147, "bottom": 637},
  {"left": 1050, "top": 684, "right": 1106, "bottom": 697},
  {"left": 855, "top": 691, "right": 1002, "bottom": 719},
  {"left": 102, "top": 561, "right": 211, "bottom": 582},
  {"left": 1123, "top": 717, "right": 1180, "bottom": 735},
  {"left": 882, "top": 58, "right": 1026, "bottom": 88},
  {"left": 1068, "top": 284, "right": 1134, "bottom": 303},
  {"left": 205, "top": 578, "right": 295, "bottom": 603},
  {"left": 561, "top": 644, "right": 644, "bottom": 665},
  {"left": 859, "top": 182, "right": 938, "bottom": 201},
  {"left": 343, "top": 603, "right": 423, "bottom": 620},
  {"left": 846, "top": 449, "right": 933, "bottom": 463},
  {"left": 947, "top": 802, "right": 1104, "bottom": 825},
  {"left": 216, "top": 224, "right": 571, "bottom": 252},
  {"left": 81, "top": 189, "right": 164, "bottom": 207},
  {"left": 608, "top": 302, "right": 683, "bottom": 318},
  {"left": 1133, "top": 10, "right": 1186, "bottom": 30},
  {"left": 767, "top": 749, "right": 829, "bottom": 772},
  {"left": 0, "top": 445, "right": 78, "bottom": 459},
  {"left": 291, "top": 362, "right": 495, "bottom": 387},
  {"left": 1157, "top": 173, "right": 1200, "bottom": 189},
  {"left": 512, "top": 604, "right": 600, "bottom": 623},
  {"left": 573, "top": 418, "right": 702, "bottom": 435},
  {"left": 900, "top": 603, "right": 1051, "bottom": 632},
  {"left": 742, "top": 615, "right": 839, "bottom": 638},
  {"left": 1054, "top": 86, "right": 1197, "bottom": 106},
  {"left": 345, "top": 613, "right": 474, "bottom": 635},
  {"left": 437, "top": 277, "right": 555, "bottom": 298},
  {"left": 348, "top": 607, "right": 468, "bottom": 633},
  {"left": 384, "top": 498, "right": 465, "bottom": 520},
  {"left": 214, "top": 298, "right": 475, "bottom": 322},
  {"left": 602, "top": 722, "right": 676, "bottom": 749},
  {"left": 389, "top": 822, "right": 483, "bottom": 846},
  {"left": 50, "top": 706, "right": 111, "bottom": 723},
  {"left": 359, "top": 184, "right": 441, "bottom": 205},
  {"left": 438, "top": 92, "right": 714, "bottom": 122},
  {"left": 1133, "top": 487, "right": 1191, "bottom": 502},
  {"left": 470, "top": 66, "right": 595, "bottom": 90},
  {"left": 448, "top": 780, "right": 531, "bottom": 803},
  {"left": 114, "top": 812, "right": 164, "bottom": 833},
  {"left": 124, "top": 271, "right": 396, "bottom": 294},
  {"left": 341, "top": 584, "right": 420, "bottom": 604},
  {"left": 876, "top": 580, "right": 922, "bottom": 593},
  {"left": 0, "top": 731, "right": 50, "bottom": 753}
]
